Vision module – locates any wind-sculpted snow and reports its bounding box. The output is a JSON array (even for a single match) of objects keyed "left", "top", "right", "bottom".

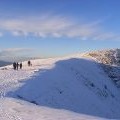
[{"left": 0, "top": 57, "right": 120, "bottom": 119}]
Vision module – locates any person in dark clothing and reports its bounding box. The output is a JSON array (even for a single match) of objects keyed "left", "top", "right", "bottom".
[
  {"left": 28, "top": 60, "right": 31, "bottom": 66},
  {"left": 20, "top": 63, "right": 22, "bottom": 69},
  {"left": 13, "top": 62, "right": 16, "bottom": 70},
  {"left": 16, "top": 62, "right": 19, "bottom": 70}
]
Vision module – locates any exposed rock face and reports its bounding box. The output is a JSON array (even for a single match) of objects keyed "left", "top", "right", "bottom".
[
  {"left": 86, "top": 49, "right": 120, "bottom": 66},
  {"left": 83, "top": 49, "right": 120, "bottom": 87}
]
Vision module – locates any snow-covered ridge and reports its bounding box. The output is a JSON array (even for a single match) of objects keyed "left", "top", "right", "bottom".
[{"left": 0, "top": 50, "right": 120, "bottom": 119}]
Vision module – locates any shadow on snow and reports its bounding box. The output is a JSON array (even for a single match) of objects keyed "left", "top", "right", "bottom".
[{"left": 6, "top": 58, "right": 120, "bottom": 119}]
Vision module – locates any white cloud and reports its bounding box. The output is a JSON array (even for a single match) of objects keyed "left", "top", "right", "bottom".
[
  {"left": 2, "top": 48, "right": 33, "bottom": 52},
  {"left": 0, "top": 14, "right": 119, "bottom": 40},
  {"left": 92, "top": 32, "right": 120, "bottom": 41},
  {"left": 0, "top": 48, "right": 36, "bottom": 62},
  {"left": 0, "top": 48, "right": 33, "bottom": 56},
  {"left": 0, "top": 15, "right": 73, "bottom": 37},
  {"left": 11, "top": 31, "right": 28, "bottom": 36}
]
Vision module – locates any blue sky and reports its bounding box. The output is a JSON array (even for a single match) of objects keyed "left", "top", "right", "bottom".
[{"left": 0, "top": 0, "right": 120, "bottom": 58}]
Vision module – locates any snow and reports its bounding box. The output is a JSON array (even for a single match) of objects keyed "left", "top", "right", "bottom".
[
  {"left": 1, "top": 98, "right": 108, "bottom": 120},
  {"left": 0, "top": 55, "right": 120, "bottom": 119}
]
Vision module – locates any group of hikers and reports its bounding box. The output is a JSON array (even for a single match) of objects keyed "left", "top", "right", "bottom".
[
  {"left": 13, "top": 60, "right": 32, "bottom": 70},
  {"left": 13, "top": 62, "right": 22, "bottom": 70}
]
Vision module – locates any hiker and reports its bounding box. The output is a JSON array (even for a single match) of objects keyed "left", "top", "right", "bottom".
[
  {"left": 28, "top": 60, "right": 32, "bottom": 66},
  {"left": 20, "top": 62, "right": 22, "bottom": 69},
  {"left": 13, "top": 62, "right": 16, "bottom": 70},
  {"left": 16, "top": 62, "right": 19, "bottom": 70}
]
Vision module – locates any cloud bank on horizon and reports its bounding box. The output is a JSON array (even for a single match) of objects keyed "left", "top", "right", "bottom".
[
  {"left": 0, "top": 48, "right": 36, "bottom": 60},
  {"left": 0, "top": 14, "right": 119, "bottom": 41}
]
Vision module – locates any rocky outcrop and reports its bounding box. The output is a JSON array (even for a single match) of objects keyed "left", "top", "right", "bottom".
[{"left": 83, "top": 49, "right": 120, "bottom": 87}]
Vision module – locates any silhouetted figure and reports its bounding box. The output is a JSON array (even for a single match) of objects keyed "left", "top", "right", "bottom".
[
  {"left": 28, "top": 60, "right": 32, "bottom": 66},
  {"left": 16, "top": 62, "right": 19, "bottom": 70},
  {"left": 20, "top": 63, "right": 22, "bottom": 69},
  {"left": 13, "top": 62, "right": 16, "bottom": 70}
]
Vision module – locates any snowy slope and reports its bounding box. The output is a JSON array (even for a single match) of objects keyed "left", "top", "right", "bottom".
[
  {"left": 82, "top": 49, "right": 120, "bottom": 87},
  {"left": 0, "top": 54, "right": 120, "bottom": 119},
  {"left": 1, "top": 98, "right": 108, "bottom": 120}
]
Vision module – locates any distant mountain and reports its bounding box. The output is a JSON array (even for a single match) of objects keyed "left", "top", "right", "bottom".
[
  {"left": 0, "top": 60, "right": 12, "bottom": 67},
  {"left": 82, "top": 49, "right": 120, "bottom": 87}
]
